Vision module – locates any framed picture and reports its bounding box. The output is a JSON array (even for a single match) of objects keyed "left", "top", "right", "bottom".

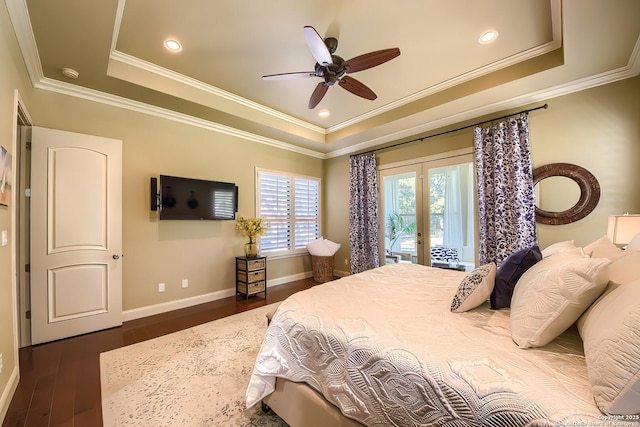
[{"left": 0, "top": 145, "right": 12, "bottom": 207}]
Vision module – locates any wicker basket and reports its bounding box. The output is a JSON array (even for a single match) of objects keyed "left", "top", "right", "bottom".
[{"left": 311, "top": 255, "right": 335, "bottom": 283}]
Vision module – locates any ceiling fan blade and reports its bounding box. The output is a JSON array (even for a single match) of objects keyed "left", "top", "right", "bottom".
[
  {"left": 343, "top": 48, "right": 401, "bottom": 73},
  {"left": 309, "top": 82, "right": 329, "bottom": 109},
  {"left": 303, "top": 26, "right": 333, "bottom": 66},
  {"left": 339, "top": 75, "right": 377, "bottom": 100},
  {"left": 262, "top": 72, "right": 316, "bottom": 80}
]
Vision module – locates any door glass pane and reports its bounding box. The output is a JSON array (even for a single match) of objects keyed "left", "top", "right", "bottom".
[
  {"left": 428, "top": 162, "right": 475, "bottom": 271},
  {"left": 382, "top": 172, "right": 418, "bottom": 264}
]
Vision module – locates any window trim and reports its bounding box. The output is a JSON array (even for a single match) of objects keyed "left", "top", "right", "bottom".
[{"left": 255, "top": 167, "right": 322, "bottom": 257}]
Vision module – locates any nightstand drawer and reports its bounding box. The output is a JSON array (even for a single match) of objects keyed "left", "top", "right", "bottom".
[
  {"left": 237, "top": 269, "right": 265, "bottom": 283},
  {"left": 236, "top": 258, "right": 266, "bottom": 272},
  {"left": 237, "top": 281, "right": 265, "bottom": 296}
]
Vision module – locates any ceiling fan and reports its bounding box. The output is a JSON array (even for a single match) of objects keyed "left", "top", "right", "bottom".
[{"left": 262, "top": 26, "right": 401, "bottom": 109}]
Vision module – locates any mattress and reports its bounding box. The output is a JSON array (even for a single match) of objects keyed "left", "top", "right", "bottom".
[{"left": 246, "top": 263, "right": 603, "bottom": 426}]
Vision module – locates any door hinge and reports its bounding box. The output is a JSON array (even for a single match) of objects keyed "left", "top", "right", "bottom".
[
  {"left": 25, "top": 263, "right": 30, "bottom": 272},
  {"left": 25, "top": 310, "right": 31, "bottom": 319},
  {"left": 26, "top": 141, "right": 31, "bottom": 149},
  {"left": 25, "top": 188, "right": 31, "bottom": 197}
]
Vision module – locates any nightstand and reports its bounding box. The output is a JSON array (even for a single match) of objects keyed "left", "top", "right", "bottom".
[{"left": 236, "top": 256, "right": 267, "bottom": 299}]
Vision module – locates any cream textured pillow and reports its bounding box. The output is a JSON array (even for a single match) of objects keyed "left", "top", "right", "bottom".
[
  {"left": 577, "top": 280, "right": 640, "bottom": 415},
  {"left": 541, "top": 240, "right": 576, "bottom": 258},
  {"left": 584, "top": 236, "right": 625, "bottom": 261},
  {"left": 510, "top": 252, "right": 610, "bottom": 348},
  {"left": 450, "top": 263, "right": 496, "bottom": 313}
]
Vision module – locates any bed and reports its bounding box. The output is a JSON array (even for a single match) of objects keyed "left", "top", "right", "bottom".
[{"left": 246, "top": 240, "right": 640, "bottom": 426}]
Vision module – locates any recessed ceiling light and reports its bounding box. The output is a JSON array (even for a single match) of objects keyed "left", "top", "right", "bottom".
[
  {"left": 478, "top": 30, "right": 499, "bottom": 44},
  {"left": 318, "top": 109, "right": 330, "bottom": 118},
  {"left": 61, "top": 67, "right": 79, "bottom": 79},
  {"left": 164, "top": 39, "right": 182, "bottom": 52}
]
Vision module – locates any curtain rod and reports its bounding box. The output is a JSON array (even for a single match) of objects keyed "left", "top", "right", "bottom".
[{"left": 351, "top": 103, "right": 548, "bottom": 157}]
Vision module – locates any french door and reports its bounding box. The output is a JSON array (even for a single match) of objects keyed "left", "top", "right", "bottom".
[{"left": 379, "top": 151, "right": 477, "bottom": 270}]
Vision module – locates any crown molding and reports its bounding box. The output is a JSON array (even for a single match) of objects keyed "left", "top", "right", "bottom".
[
  {"left": 7, "top": 0, "right": 639, "bottom": 161},
  {"left": 34, "top": 77, "right": 327, "bottom": 159},
  {"left": 108, "top": 50, "right": 326, "bottom": 136},
  {"left": 325, "top": 43, "right": 640, "bottom": 159},
  {"left": 5, "top": 0, "right": 43, "bottom": 85}
]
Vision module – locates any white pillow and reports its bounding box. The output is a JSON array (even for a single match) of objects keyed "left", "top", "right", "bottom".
[
  {"left": 541, "top": 240, "right": 576, "bottom": 258},
  {"left": 450, "top": 263, "right": 496, "bottom": 313},
  {"left": 609, "top": 251, "right": 640, "bottom": 286},
  {"left": 577, "top": 280, "right": 640, "bottom": 415},
  {"left": 323, "top": 238, "right": 341, "bottom": 254},
  {"left": 584, "top": 235, "right": 625, "bottom": 261},
  {"left": 306, "top": 238, "right": 332, "bottom": 256},
  {"left": 510, "top": 253, "right": 610, "bottom": 348},
  {"left": 626, "top": 232, "right": 640, "bottom": 251}
]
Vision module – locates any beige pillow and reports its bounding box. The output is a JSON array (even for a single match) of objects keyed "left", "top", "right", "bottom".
[
  {"left": 577, "top": 280, "right": 640, "bottom": 414},
  {"left": 510, "top": 252, "right": 610, "bottom": 348},
  {"left": 609, "top": 251, "right": 640, "bottom": 286},
  {"left": 541, "top": 240, "right": 576, "bottom": 258},
  {"left": 584, "top": 235, "right": 625, "bottom": 261},
  {"left": 450, "top": 263, "right": 496, "bottom": 313},
  {"left": 627, "top": 232, "right": 640, "bottom": 251}
]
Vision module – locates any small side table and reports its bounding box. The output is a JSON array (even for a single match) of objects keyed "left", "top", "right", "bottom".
[{"left": 236, "top": 256, "right": 267, "bottom": 299}]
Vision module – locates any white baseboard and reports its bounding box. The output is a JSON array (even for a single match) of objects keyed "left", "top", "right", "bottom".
[
  {"left": 0, "top": 366, "right": 19, "bottom": 423},
  {"left": 122, "top": 270, "right": 314, "bottom": 322}
]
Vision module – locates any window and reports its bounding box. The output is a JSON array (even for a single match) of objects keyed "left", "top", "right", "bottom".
[{"left": 257, "top": 169, "right": 320, "bottom": 255}]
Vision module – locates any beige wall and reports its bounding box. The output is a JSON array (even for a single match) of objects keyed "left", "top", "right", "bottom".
[
  {"left": 0, "top": 1, "right": 34, "bottom": 418},
  {"left": 29, "top": 89, "right": 322, "bottom": 311},
  {"left": 324, "top": 75, "right": 640, "bottom": 258}
]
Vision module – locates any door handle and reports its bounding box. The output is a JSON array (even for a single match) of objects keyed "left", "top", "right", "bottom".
[{"left": 113, "top": 254, "right": 121, "bottom": 260}]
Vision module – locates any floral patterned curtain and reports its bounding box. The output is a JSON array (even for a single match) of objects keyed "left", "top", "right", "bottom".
[
  {"left": 349, "top": 153, "right": 380, "bottom": 274},
  {"left": 474, "top": 114, "right": 536, "bottom": 265}
]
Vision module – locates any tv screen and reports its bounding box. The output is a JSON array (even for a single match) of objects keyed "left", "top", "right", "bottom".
[{"left": 159, "top": 175, "right": 238, "bottom": 220}]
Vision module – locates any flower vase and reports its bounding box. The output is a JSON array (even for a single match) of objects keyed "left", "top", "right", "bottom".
[{"left": 244, "top": 241, "right": 258, "bottom": 258}]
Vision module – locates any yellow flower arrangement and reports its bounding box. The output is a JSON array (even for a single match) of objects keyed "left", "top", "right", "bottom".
[{"left": 235, "top": 215, "right": 267, "bottom": 243}]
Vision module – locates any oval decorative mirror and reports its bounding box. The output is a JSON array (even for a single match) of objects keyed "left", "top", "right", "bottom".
[{"left": 532, "top": 163, "right": 600, "bottom": 225}]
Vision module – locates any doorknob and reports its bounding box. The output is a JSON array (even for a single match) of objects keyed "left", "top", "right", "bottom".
[{"left": 112, "top": 254, "right": 120, "bottom": 260}]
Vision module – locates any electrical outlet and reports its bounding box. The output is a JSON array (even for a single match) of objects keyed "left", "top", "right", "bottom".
[
  {"left": 0, "top": 353, "right": 3, "bottom": 374},
  {"left": 181, "top": 279, "right": 188, "bottom": 288},
  {"left": 158, "top": 283, "right": 165, "bottom": 292},
  {"left": 344, "top": 258, "right": 348, "bottom": 265}
]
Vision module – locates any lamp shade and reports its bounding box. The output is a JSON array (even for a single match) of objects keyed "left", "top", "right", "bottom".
[{"left": 607, "top": 214, "right": 640, "bottom": 245}]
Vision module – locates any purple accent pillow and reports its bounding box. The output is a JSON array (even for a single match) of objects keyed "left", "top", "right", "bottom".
[{"left": 490, "top": 245, "right": 542, "bottom": 309}]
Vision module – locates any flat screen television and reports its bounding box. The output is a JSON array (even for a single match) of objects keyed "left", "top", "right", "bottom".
[{"left": 158, "top": 175, "right": 238, "bottom": 220}]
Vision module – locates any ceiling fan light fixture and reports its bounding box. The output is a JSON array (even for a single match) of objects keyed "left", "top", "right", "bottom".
[
  {"left": 164, "top": 39, "right": 182, "bottom": 52},
  {"left": 478, "top": 30, "right": 499, "bottom": 44}
]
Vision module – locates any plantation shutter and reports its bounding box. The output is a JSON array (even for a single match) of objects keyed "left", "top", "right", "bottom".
[
  {"left": 294, "top": 177, "right": 319, "bottom": 249},
  {"left": 259, "top": 172, "right": 291, "bottom": 252},
  {"left": 257, "top": 170, "right": 321, "bottom": 253}
]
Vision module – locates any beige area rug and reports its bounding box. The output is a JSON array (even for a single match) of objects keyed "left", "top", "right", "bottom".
[{"left": 100, "top": 303, "right": 289, "bottom": 426}]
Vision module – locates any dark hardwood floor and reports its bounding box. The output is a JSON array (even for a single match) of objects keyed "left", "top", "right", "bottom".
[{"left": 3, "top": 277, "right": 317, "bottom": 427}]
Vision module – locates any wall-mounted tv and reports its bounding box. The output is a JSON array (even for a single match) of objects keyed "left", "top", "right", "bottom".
[{"left": 157, "top": 175, "right": 238, "bottom": 220}]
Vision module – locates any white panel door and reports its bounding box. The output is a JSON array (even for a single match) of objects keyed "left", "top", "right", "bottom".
[{"left": 30, "top": 126, "right": 122, "bottom": 345}]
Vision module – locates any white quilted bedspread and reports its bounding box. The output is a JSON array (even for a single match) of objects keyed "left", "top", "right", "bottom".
[{"left": 246, "top": 263, "right": 604, "bottom": 426}]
